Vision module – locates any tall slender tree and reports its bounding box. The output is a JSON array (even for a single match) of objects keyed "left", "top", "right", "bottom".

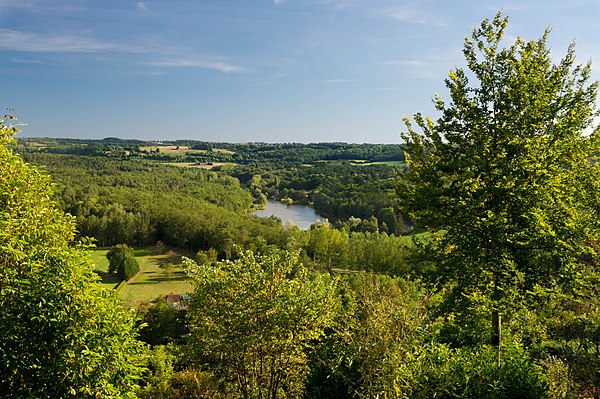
[{"left": 399, "top": 13, "right": 600, "bottom": 348}]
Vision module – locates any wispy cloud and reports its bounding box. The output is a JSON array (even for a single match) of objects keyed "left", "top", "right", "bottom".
[
  {"left": 148, "top": 58, "right": 247, "bottom": 73},
  {"left": 383, "top": 59, "right": 429, "bottom": 67},
  {"left": 323, "top": 78, "right": 352, "bottom": 84},
  {"left": 0, "top": 0, "right": 84, "bottom": 13},
  {"left": 0, "top": 29, "right": 116, "bottom": 52},
  {"left": 373, "top": 3, "right": 448, "bottom": 27},
  {"left": 11, "top": 56, "right": 55, "bottom": 65},
  {"left": 0, "top": 28, "right": 247, "bottom": 74},
  {"left": 380, "top": 5, "right": 419, "bottom": 22},
  {"left": 382, "top": 51, "right": 460, "bottom": 80},
  {"left": 136, "top": 2, "right": 149, "bottom": 12}
]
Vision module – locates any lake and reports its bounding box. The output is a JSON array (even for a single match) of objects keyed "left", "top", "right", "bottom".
[{"left": 253, "top": 200, "right": 322, "bottom": 230}]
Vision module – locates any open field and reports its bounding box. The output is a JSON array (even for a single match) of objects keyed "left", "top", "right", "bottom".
[
  {"left": 90, "top": 246, "right": 194, "bottom": 305},
  {"left": 90, "top": 248, "right": 121, "bottom": 290},
  {"left": 352, "top": 160, "right": 406, "bottom": 167},
  {"left": 165, "top": 161, "right": 237, "bottom": 169},
  {"left": 140, "top": 145, "right": 235, "bottom": 155}
]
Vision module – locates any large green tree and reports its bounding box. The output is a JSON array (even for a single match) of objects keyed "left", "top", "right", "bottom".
[
  {"left": 184, "top": 249, "right": 338, "bottom": 399},
  {"left": 399, "top": 13, "right": 600, "bottom": 347},
  {"left": 0, "top": 117, "right": 144, "bottom": 398},
  {"left": 107, "top": 243, "right": 140, "bottom": 281}
]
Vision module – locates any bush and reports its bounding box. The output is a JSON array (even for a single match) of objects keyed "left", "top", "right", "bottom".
[{"left": 409, "top": 341, "right": 548, "bottom": 399}]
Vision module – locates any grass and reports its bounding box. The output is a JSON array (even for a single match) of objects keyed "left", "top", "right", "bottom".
[
  {"left": 90, "top": 246, "right": 194, "bottom": 305},
  {"left": 89, "top": 249, "right": 121, "bottom": 290},
  {"left": 140, "top": 145, "right": 205, "bottom": 155},
  {"left": 352, "top": 160, "right": 406, "bottom": 167},
  {"left": 165, "top": 161, "right": 237, "bottom": 169},
  {"left": 140, "top": 145, "right": 235, "bottom": 156}
]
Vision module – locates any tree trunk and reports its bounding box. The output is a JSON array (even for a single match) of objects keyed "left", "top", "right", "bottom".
[{"left": 491, "top": 310, "right": 501, "bottom": 365}]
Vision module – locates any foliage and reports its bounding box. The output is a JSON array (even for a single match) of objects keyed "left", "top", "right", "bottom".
[
  {"left": 138, "top": 346, "right": 220, "bottom": 399},
  {"left": 108, "top": 243, "right": 141, "bottom": 281},
  {"left": 307, "top": 223, "right": 349, "bottom": 274},
  {"left": 306, "top": 274, "right": 433, "bottom": 398},
  {"left": 184, "top": 249, "right": 338, "bottom": 399},
  {"left": 0, "top": 118, "right": 144, "bottom": 397},
  {"left": 509, "top": 282, "right": 600, "bottom": 396},
  {"left": 407, "top": 340, "right": 549, "bottom": 399},
  {"left": 137, "top": 296, "right": 188, "bottom": 346},
  {"left": 399, "top": 12, "right": 600, "bottom": 343}
]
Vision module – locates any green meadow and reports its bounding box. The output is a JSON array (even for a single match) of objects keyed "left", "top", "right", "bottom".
[{"left": 90, "top": 246, "right": 194, "bottom": 305}]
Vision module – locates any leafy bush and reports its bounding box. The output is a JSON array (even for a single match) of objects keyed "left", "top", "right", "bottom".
[{"left": 408, "top": 341, "right": 548, "bottom": 399}]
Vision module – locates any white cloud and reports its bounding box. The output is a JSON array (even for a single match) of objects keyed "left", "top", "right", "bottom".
[
  {"left": 0, "top": 28, "right": 114, "bottom": 52},
  {"left": 148, "top": 58, "right": 247, "bottom": 73},
  {"left": 0, "top": 28, "right": 246, "bottom": 74},
  {"left": 372, "top": 3, "right": 448, "bottom": 26},
  {"left": 136, "top": 2, "right": 149, "bottom": 12},
  {"left": 322, "top": 79, "right": 352, "bottom": 84}
]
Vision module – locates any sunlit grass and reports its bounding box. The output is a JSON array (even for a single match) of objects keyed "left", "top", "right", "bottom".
[{"left": 90, "top": 246, "right": 194, "bottom": 304}]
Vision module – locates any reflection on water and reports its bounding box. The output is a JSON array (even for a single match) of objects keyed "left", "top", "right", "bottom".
[{"left": 253, "top": 200, "right": 322, "bottom": 230}]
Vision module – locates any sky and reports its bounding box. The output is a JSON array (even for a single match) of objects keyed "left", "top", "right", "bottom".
[{"left": 0, "top": 0, "right": 599, "bottom": 143}]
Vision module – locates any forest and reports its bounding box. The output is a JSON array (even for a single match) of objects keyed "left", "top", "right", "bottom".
[{"left": 1, "top": 13, "right": 600, "bottom": 399}]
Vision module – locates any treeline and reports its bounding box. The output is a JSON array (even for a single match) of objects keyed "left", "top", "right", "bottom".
[
  {"left": 17, "top": 137, "right": 405, "bottom": 164},
  {"left": 19, "top": 138, "right": 409, "bottom": 235}
]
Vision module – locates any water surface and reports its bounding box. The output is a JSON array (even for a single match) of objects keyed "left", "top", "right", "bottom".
[{"left": 254, "top": 200, "right": 322, "bottom": 230}]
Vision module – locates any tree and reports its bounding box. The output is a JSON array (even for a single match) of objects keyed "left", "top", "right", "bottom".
[
  {"left": 184, "top": 249, "right": 338, "bottom": 399},
  {"left": 107, "top": 243, "right": 140, "bottom": 281},
  {"left": 137, "top": 296, "right": 187, "bottom": 346},
  {"left": 308, "top": 223, "right": 348, "bottom": 275},
  {"left": 399, "top": 13, "right": 600, "bottom": 349},
  {"left": 311, "top": 274, "right": 432, "bottom": 398},
  {"left": 0, "top": 117, "right": 144, "bottom": 397}
]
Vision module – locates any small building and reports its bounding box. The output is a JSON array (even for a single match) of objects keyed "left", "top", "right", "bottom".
[{"left": 166, "top": 293, "right": 190, "bottom": 310}]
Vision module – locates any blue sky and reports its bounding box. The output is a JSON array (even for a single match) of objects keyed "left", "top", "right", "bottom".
[{"left": 1, "top": 0, "right": 599, "bottom": 143}]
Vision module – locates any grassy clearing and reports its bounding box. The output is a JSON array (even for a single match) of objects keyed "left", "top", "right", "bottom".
[
  {"left": 90, "top": 249, "right": 121, "bottom": 290},
  {"left": 140, "top": 145, "right": 204, "bottom": 155},
  {"left": 140, "top": 145, "right": 235, "bottom": 156},
  {"left": 119, "top": 247, "right": 194, "bottom": 305},
  {"left": 165, "top": 161, "right": 237, "bottom": 169},
  {"left": 353, "top": 160, "right": 406, "bottom": 167},
  {"left": 90, "top": 246, "right": 194, "bottom": 305}
]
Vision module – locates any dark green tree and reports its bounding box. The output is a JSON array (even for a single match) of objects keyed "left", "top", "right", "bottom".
[
  {"left": 107, "top": 243, "right": 140, "bottom": 281},
  {"left": 0, "top": 117, "right": 144, "bottom": 397},
  {"left": 399, "top": 13, "right": 600, "bottom": 349},
  {"left": 137, "top": 296, "right": 187, "bottom": 346}
]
